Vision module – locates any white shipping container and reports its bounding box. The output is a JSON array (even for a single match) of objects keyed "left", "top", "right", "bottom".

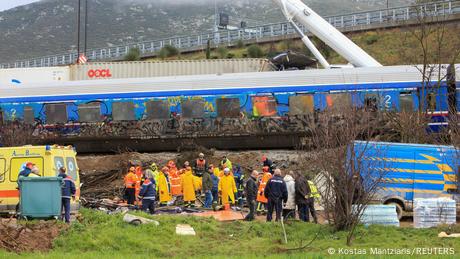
[
  {"left": 69, "top": 59, "right": 275, "bottom": 81},
  {"left": 0, "top": 66, "right": 70, "bottom": 88}
]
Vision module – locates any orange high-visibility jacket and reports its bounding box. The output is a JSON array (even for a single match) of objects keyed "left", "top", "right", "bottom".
[
  {"left": 218, "top": 174, "right": 237, "bottom": 205},
  {"left": 158, "top": 172, "right": 172, "bottom": 203},
  {"left": 180, "top": 170, "right": 196, "bottom": 202},
  {"left": 168, "top": 167, "right": 182, "bottom": 196},
  {"left": 124, "top": 172, "right": 139, "bottom": 189},
  {"left": 256, "top": 172, "right": 272, "bottom": 203}
]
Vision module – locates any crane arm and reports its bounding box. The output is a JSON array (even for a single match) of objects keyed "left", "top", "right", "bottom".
[{"left": 273, "top": 0, "right": 382, "bottom": 68}]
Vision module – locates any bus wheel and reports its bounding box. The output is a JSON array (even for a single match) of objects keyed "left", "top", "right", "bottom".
[{"left": 388, "top": 202, "right": 403, "bottom": 220}]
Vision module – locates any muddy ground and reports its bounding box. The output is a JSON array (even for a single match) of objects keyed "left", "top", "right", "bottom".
[
  {"left": 77, "top": 149, "right": 310, "bottom": 199},
  {"left": 0, "top": 219, "right": 66, "bottom": 253}
]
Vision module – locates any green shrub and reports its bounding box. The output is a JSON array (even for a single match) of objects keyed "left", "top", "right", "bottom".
[
  {"left": 216, "top": 46, "right": 228, "bottom": 59},
  {"left": 365, "top": 33, "right": 379, "bottom": 45},
  {"left": 158, "top": 44, "right": 179, "bottom": 59},
  {"left": 247, "top": 45, "right": 264, "bottom": 58},
  {"left": 124, "top": 47, "right": 141, "bottom": 61},
  {"left": 236, "top": 39, "right": 245, "bottom": 48},
  {"left": 226, "top": 52, "right": 235, "bottom": 59}
]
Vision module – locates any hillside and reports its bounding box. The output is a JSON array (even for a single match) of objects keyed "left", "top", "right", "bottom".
[{"left": 0, "top": 0, "right": 413, "bottom": 63}]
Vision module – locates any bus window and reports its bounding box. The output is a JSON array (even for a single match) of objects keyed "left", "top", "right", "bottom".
[
  {"left": 112, "top": 102, "right": 135, "bottom": 121},
  {"left": 181, "top": 100, "right": 205, "bottom": 119},
  {"left": 216, "top": 98, "right": 240, "bottom": 118},
  {"left": 427, "top": 93, "right": 437, "bottom": 111},
  {"left": 78, "top": 103, "right": 102, "bottom": 122},
  {"left": 0, "top": 159, "right": 5, "bottom": 182},
  {"left": 252, "top": 96, "right": 277, "bottom": 117},
  {"left": 10, "top": 157, "right": 44, "bottom": 182},
  {"left": 45, "top": 103, "right": 68, "bottom": 124},
  {"left": 399, "top": 93, "right": 414, "bottom": 112},
  {"left": 289, "top": 95, "right": 314, "bottom": 115},
  {"left": 66, "top": 157, "right": 78, "bottom": 181},
  {"left": 54, "top": 157, "right": 65, "bottom": 176},
  {"left": 23, "top": 106, "right": 35, "bottom": 124},
  {"left": 146, "top": 100, "right": 170, "bottom": 120}
]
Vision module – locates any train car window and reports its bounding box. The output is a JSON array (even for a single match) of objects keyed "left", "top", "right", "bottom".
[
  {"left": 289, "top": 95, "right": 314, "bottom": 115},
  {"left": 326, "top": 93, "right": 352, "bottom": 110},
  {"left": 181, "top": 100, "right": 205, "bottom": 119},
  {"left": 252, "top": 96, "right": 277, "bottom": 117},
  {"left": 364, "top": 93, "right": 379, "bottom": 111},
  {"left": 78, "top": 103, "right": 102, "bottom": 122},
  {"left": 112, "top": 102, "right": 136, "bottom": 121},
  {"left": 216, "top": 98, "right": 240, "bottom": 118},
  {"left": 0, "top": 159, "right": 5, "bottom": 182},
  {"left": 146, "top": 100, "right": 170, "bottom": 120},
  {"left": 427, "top": 93, "right": 437, "bottom": 111},
  {"left": 23, "top": 106, "right": 35, "bottom": 124},
  {"left": 45, "top": 103, "right": 68, "bottom": 124},
  {"left": 399, "top": 93, "right": 414, "bottom": 112},
  {"left": 10, "top": 157, "right": 44, "bottom": 182}
]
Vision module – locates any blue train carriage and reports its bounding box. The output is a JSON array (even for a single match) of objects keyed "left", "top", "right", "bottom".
[
  {"left": 354, "top": 141, "right": 459, "bottom": 219},
  {"left": 0, "top": 66, "right": 458, "bottom": 129}
]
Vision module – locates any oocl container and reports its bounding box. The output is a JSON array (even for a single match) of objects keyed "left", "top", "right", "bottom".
[
  {"left": 0, "top": 66, "right": 69, "bottom": 88},
  {"left": 70, "top": 59, "right": 275, "bottom": 80}
]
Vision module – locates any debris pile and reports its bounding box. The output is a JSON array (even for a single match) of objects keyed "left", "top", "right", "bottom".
[{"left": 0, "top": 219, "right": 66, "bottom": 253}]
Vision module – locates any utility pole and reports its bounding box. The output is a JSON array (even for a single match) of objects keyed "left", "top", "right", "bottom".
[
  {"left": 214, "top": 0, "right": 218, "bottom": 32},
  {"left": 84, "top": 0, "right": 88, "bottom": 55},
  {"left": 77, "top": 0, "right": 81, "bottom": 63}
]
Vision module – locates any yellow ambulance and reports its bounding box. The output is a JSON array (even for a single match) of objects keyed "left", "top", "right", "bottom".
[{"left": 0, "top": 145, "right": 80, "bottom": 213}]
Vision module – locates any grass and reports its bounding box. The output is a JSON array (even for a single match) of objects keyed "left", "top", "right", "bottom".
[{"left": 0, "top": 208, "right": 459, "bottom": 258}]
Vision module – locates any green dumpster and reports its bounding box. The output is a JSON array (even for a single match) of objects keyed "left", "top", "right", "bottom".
[{"left": 19, "top": 177, "right": 62, "bottom": 219}]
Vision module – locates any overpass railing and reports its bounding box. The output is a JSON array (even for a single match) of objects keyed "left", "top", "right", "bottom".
[{"left": 1, "top": 0, "right": 459, "bottom": 69}]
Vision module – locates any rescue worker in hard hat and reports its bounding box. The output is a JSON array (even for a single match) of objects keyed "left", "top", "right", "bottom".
[
  {"left": 193, "top": 153, "right": 208, "bottom": 177},
  {"left": 149, "top": 163, "right": 160, "bottom": 183},
  {"left": 221, "top": 155, "right": 233, "bottom": 171},
  {"left": 167, "top": 160, "right": 182, "bottom": 196},
  {"left": 158, "top": 167, "right": 172, "bottom": 206},
  {"left": 256, "top": 166, "right": 272, "bottom": 214},
  {"left": 138, "top": 170, "right": 156, "bottom": 214},
  {"left": 233, "top": 165, "right": 245, "bottom": 207},
  {"left": 181, "top": 166, "right": 196, "bottom": 207},
  {"left": 218, "top": 168, "right": 237, "bottom": 205},
  {"left": 264, "top": 169, "right": 288, "bottom": 222},
  {"left": 124, "top": 167, "right": 139, "bottom": 205}
]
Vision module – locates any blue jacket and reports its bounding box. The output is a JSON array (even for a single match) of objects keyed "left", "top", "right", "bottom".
[
  {"left": 58, "top": 173, "right": 76, "bottom": 199},
  {"left": 211, "top": 174, "right": 219, "bottom": 191},
  {"left": 19, "top": 168, "right": 31, "bottom": 178},
  {"left": 264, "top": 175, "right": 288, "bottom": 203},
  {"left": 233, "top": 166, "right": 244, "bottom": 190},
  {"left": 139, "top": 178, "right": 156, "bottom": 200}
]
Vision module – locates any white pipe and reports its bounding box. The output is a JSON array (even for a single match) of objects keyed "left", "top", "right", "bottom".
[{"left": 273, "top": 0, "right": 382, "bottom": 68}]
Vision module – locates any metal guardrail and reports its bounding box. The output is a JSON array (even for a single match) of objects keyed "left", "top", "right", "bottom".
[{"left": 2, "top": 0, "right": 460, "bottom": 69}]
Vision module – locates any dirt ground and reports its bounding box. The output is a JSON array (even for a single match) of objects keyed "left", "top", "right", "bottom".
[
  {"left": 77, "top": 149, "right": 308, "bottom": 199},
  {"left": 0, "top": 219, "right": 66, "bottom": 253}
]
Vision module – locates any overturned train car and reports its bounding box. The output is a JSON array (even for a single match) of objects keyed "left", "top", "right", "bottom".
[{"left": 0, "top": 65, "right": 458, "bottom": 152}]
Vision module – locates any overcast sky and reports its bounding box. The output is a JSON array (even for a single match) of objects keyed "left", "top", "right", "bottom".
[{"left": 0, "top": 0, "right": 40, "bottom": 12}]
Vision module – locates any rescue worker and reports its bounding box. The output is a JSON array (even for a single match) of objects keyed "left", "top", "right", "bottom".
[
  {"left": 218, "top": 168, "right": 237, "bottom": 205},
  {"left": 244, "top": 170, "right": 259, "bottom": 221},
  {"left": 233, "top": 165, "right": 245, "bottom": 206},
  {"left": 264, "top": 169, "right": 288, "bottom": 222},
  {"left": 193, "top": 153, "right": 208, "bottom": 177},
  {"left": 58, "top": 167, "right": 76, "bottom": 224},
  {"left": 282, "top": 171, "right": 296, "bottom": 219},
  {"left": 262, "top": 156, "right": 274, "bottom": 173},
  {"left": 18, "top": 162, "right": 34, "bottom": 178},
  {"left": 256, "top": 166, "right": 272, "bottom": 214},
  {"left": 295, "top": 174, "right": 318, "bottom": 223},
  {"left": 29, "top": 166, "right": 40, "bottom": 177},
  {"left": 167, "top": 160, "right": 182, "bottom": 196},
  {"left": 221, "top": 155, "right": 233, "bottom": 171},
  {"left": 138, "top": 170, "right": 156, "bottom": 214},
  {"left": 157, "top": 167, "right": 172, "bottom": 206},
  {"left": 180, "top": 166, "right": 196, "bottom": 207},
  {"left": 124, "top": 167, "right": 138, "bottom": 205},
  {"left": 210, "top": 168, "right": 220, "bottom": 204},
  {"left": 307, "top": 176, "right": 320, "bottom": 223},
  {"left": 149, "top": 163, "right": 160, "bottom": 184},
  {"left": 201, "top": 167, "right": 213, "bottom": 208}
]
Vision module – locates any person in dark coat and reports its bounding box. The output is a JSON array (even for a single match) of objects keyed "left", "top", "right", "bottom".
[
  {"left": 295, "top": 173, "right": 317, "bottom": 223},
  {"left": 244, "top": 170, "right": 259, "bottom": 221},
  {"left": 264, "top": 169, "right": 288, "bottom": 222},
  {"left": 262, "top": 156, "right": 274, "bottom": 173},
  {"left": 202, "top": 169, "right": 213, "bottom": 208},
  {"left": 138, "top": 170, "right": 156, "bottom": 214},
  {"left": 58, "top": 167, "right": 76, "bottom": 223}
]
